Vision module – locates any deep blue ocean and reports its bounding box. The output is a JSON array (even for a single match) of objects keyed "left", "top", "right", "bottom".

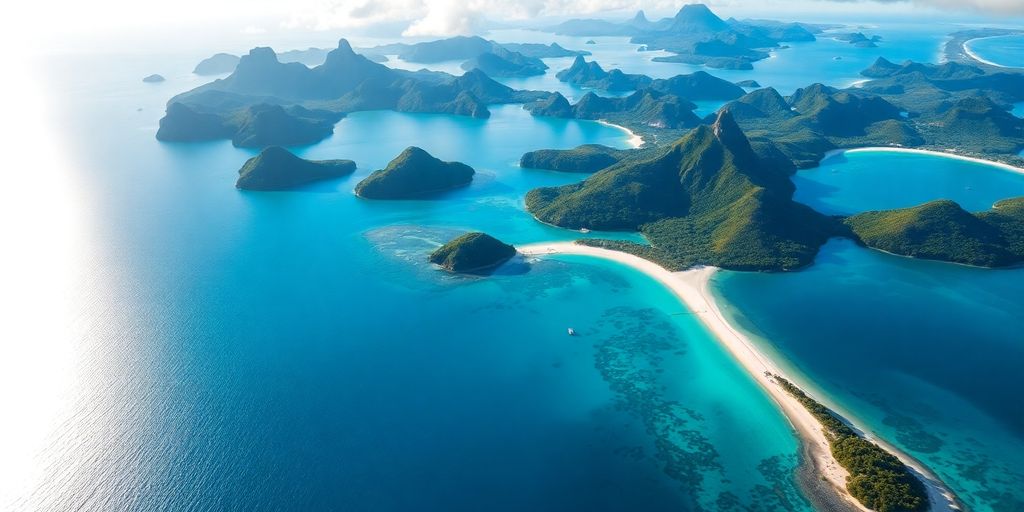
[{"left": 5, "top": 20, "right": 1023, "bottom": 512}]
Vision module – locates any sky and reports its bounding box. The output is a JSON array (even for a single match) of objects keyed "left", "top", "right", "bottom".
[{"left": 6, "top": 0, "right": 1023, "bottom": 50}]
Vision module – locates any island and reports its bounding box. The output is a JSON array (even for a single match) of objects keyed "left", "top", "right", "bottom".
[
  {"left": 143, "top": 74, "right": 165, "bottom": 83},
  {"left": 157, "top": 103, "right": 344, "bottom": 148},
  {"left": 556, "top": 56, "right": 652, "bottom": 91},
  {"left": 520, "top": 144, "right": 631, "bottom": 173},
  {"left": 526, "top": 89, "right": 702, "bottom": 137},
  {"left": 735, "top": 80, "right": 761, "bottom": 88},
  {"left": 367, "top": 36, "right": 586, "bottom": 78},
  {"left": 834, "top": 32, "right": 881, "bottom": 48},
  {"left": 235, "top": 146, "right": 356, "bottom": 191},
  {"left": 158, "top": 39, "right": 547, "bottom": 147},
  {"left": 545, "top": 5, "right": 821, "bottom": 70},
  {"left": 193, "top": 53, "right": 241, "bottom": 75},
  {"left": 355, "top": 147, "right": 475, "bottom": 199},
  {"left": 526, "top": 111, "right": 836, "bottom": 271},
  {"left": 845, "top": 198, "right": 1024, "bottom": 267},
  {"left": 429, "top": 232, "right": 517, "bottom": 274}
]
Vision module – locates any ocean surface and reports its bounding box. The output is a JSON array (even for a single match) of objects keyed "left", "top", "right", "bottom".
[
  {"left": 965, "top": 34, "right": 1024, "bottom": 68},
  {"left": 793, "top": 150, "right": 1024, "bottom": 214},
  {"left": 4, "top": 51, "right": 806, "bottom": 511},
  {"left": 5, "top": 17, "right": 1022, "bottom": 512},
  {"left": 715, "top": 151, "right": 1024, "bottom": 512}
]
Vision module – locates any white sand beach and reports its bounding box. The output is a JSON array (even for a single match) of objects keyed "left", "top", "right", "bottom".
[
  {"left": 518, "top": 241, "right": 960, "bottom": 512},
  {"left": 962, "top": 37, "right": 1012, "bottom": 68},
  {"left": 823, "top": 147, "right": 1024, "bottom": 175},
  {"left": 597, "top": 120, "right": 644, "bottom": 148}
]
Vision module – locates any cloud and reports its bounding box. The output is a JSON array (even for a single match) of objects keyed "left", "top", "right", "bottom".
[{"left": 284, "top": 0, "right": 1023, "bottom": 36}]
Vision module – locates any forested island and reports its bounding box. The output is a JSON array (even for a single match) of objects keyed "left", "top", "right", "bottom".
[
  {"left": 236, "top": 146, "right": 356, "bottom": 191},
  {"left": 544, "top": 4, "right": 822, "bottom": 69},
  {"left": 158, "top": 39, "right": 546, "bottom": 147},
  {"left": 520, "top": 145, "right": 632, "bottom": 173},
  {"left": 355, "top": 147, "right": 475, "bottom": 199},
  {"left": 429, "top": 232, "right": 517, "bottom": 274}
]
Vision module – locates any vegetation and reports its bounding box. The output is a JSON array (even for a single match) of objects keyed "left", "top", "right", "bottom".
[
  {"left": 157, "top": 103, "right": 344, "bottom": 148},
  {"left": 556, "top": 56, "right": 652, "bottom": 91},
  {"left": 355, "top": 147, "right": 475, "bottom": 199},
  {"left": 520, "top": 144, "right": 630, "bottom": 173},
  {"left": 159, "top": 40, "right": 546, "bottom": 146},
  {"left": 429, "top": 232, "right": 516, "bottom": 274},
  {"left": 526, "top": 111, "right": 838, "bottom": 271},
  {"left": 773, "top": 375, "right": 929, "bottom": 512},
  {"left": 845, "top": 198, "right": 1024, "bottom": 267},
  {"left": 236, "top": 146, "right": 356, "bottom": 191},
  {"left": 548, "top": 5, "right": 819, "bottom": 70},
  {"left": 526, "top": 89, "right": 701, "bottom": 133}
]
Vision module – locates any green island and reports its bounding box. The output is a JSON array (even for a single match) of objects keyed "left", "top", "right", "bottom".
[
  {"left": 527, "top": 111, "right": 837, "bottom": 271},
  {"left": 429, "top": 232, "right": 517, "bottom": 274},
  {"left": 846, "top": 198, "right": 1024, "bottom": 267},
  {"left": 527, "top": 89, "right": 702, "bottom": 132},
  {"left": 772, "top": 375, "right": 928, "bottom": 512},
  {"left": 236, "top": 146, "right": 355, "bottom": 191},
  {"left": 520, "top": 144, "right": 631, "bottom": 173},
  {"left": 367, "top": 36, "right": 588, "bottom": 78},
  {"left": 546, "top": 5, "right": 823, "bottom": 70},
  {"left": 157, "top": 39, "right": 546, "bottom": 147},
  {"left": 355, "top": 147, "right": 475, "bottom": 199}
]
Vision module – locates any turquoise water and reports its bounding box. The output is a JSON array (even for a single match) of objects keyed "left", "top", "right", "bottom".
[
  {"left": 713, "top": 240, "right": 1024, "bottom": 512},
  {"left": 9, "top": 19, "right": 1024, "bottom": 511},
  {"left": 4, "top": 52, "right": 808, "bottom": 510},
  {"left": 966, "top": 35, "right": 1024, "bottom": 68},
  {"left": 718, "top": 149, "right": 1024, "bottom": 511},
  {"left": 793, "top": 150, "right": 1024, "bottom": 214}
]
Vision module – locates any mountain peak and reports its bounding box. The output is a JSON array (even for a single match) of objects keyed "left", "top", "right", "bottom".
[
  {"left": 336, "top": 38, "right": 355, "bottom": 54},
  {"left": 712, "top": 109, "right": 744, "bottom": 143},
  {"left": 671, "top": 4, "right": 728, "bottom": 32}
]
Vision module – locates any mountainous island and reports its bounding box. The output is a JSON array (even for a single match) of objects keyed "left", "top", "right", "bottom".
[
  {"left": 429, "top": 232, "right": 517, "bottom": 274},
  {"left": 236, "top": 146, "right": 356, "bottom": 191},
  {"left": 355, "top": 147, "right": 475, "bottom": 199},
  {"left": 545, "top": 4, "right": 821, "bottom": 69},
  {"left": 158, "top": 39, "right": 546, "bottom": 147},
  {"left": 527, "top": 111, "right": 836, "bottom": 271},
  {"left": 142, "top": 74, "right": 165, "bottom": 83},
  {"left": 367, "top": 36, "right": 587, "bottom": 78},
  {"left": 520, "top": 144, "right": 632, "bottom": 173},
  {"left": 846, "top": 198, "right": 1024, "bottom": 267}
]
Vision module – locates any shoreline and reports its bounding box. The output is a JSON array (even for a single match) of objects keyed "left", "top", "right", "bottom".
[
  {"left": 596, "top": 119, "right": 644, "bottom": 148},
  {"left": 962, "top": 36, "right": 1017, "bottom": 69},
  {"left": 822, "top": 146, "right": 1024, "bottom": 175},
  {"left": 518, "top": 241, "right": 960, "bottom": 512}
]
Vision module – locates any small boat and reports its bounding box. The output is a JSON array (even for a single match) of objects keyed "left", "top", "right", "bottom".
[
  {"left": 580, "top": 228, "right": 591, "bottom": 233},
  {"left": 567, "top": 328, "right": 576, "bottom": 336}
]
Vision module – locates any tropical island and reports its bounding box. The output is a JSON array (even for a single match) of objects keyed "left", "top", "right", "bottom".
[
  {"left": 367, "top": 36, "right": 588, "bottom": 77},
  {"left": 429, "top": 232, "right": 517, "bottom": 274},
  {"left": 355, "top": 147, "right": 475, "bottom": 199},
  {"left": 544, "top": 4, "right": 822, "bottom": 69},
  {"left": 157, "top": 39, "right": 546, "bottom": 147},
  {"left": 142, "top": 74, "right": 165, "bottom": 83},
  {"left": 235, "top": 146, "right": 356, "bottom": 191},
  {"left": 520, "top": 144, "right": 632, "bottom": 173}
]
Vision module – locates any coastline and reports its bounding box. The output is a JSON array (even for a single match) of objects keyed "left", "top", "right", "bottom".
[
  {"left": 822, "top": 146, "right": 1024, "bottom": 175},
  {"left": 518, "top": 241, "right": 960, "bottom": 512},
  {"left": 962, "top": 36, "right": 1014, "bottom": 69},
  {"left": 597, "top": 119, "right": 644, "bottom": 148}
]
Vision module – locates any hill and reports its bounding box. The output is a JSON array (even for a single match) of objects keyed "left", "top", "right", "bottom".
[
  {"left": 429, "top": 232, "right": 517, "bottom": 274},
  {"left": 845, "top": 198, "right": 1024, "bottom": 267},
  {"left": 355, "top": 147, "right": 475, "bottom": 199},
  {"left": 520, "top": 145, "right": 631, "bottom": 173},
  {"left": 236, "top": 146, "right": 356, "bottom": 191},
  {"left": 526, "top": 111, "right": 836, "bottom": 271}
]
